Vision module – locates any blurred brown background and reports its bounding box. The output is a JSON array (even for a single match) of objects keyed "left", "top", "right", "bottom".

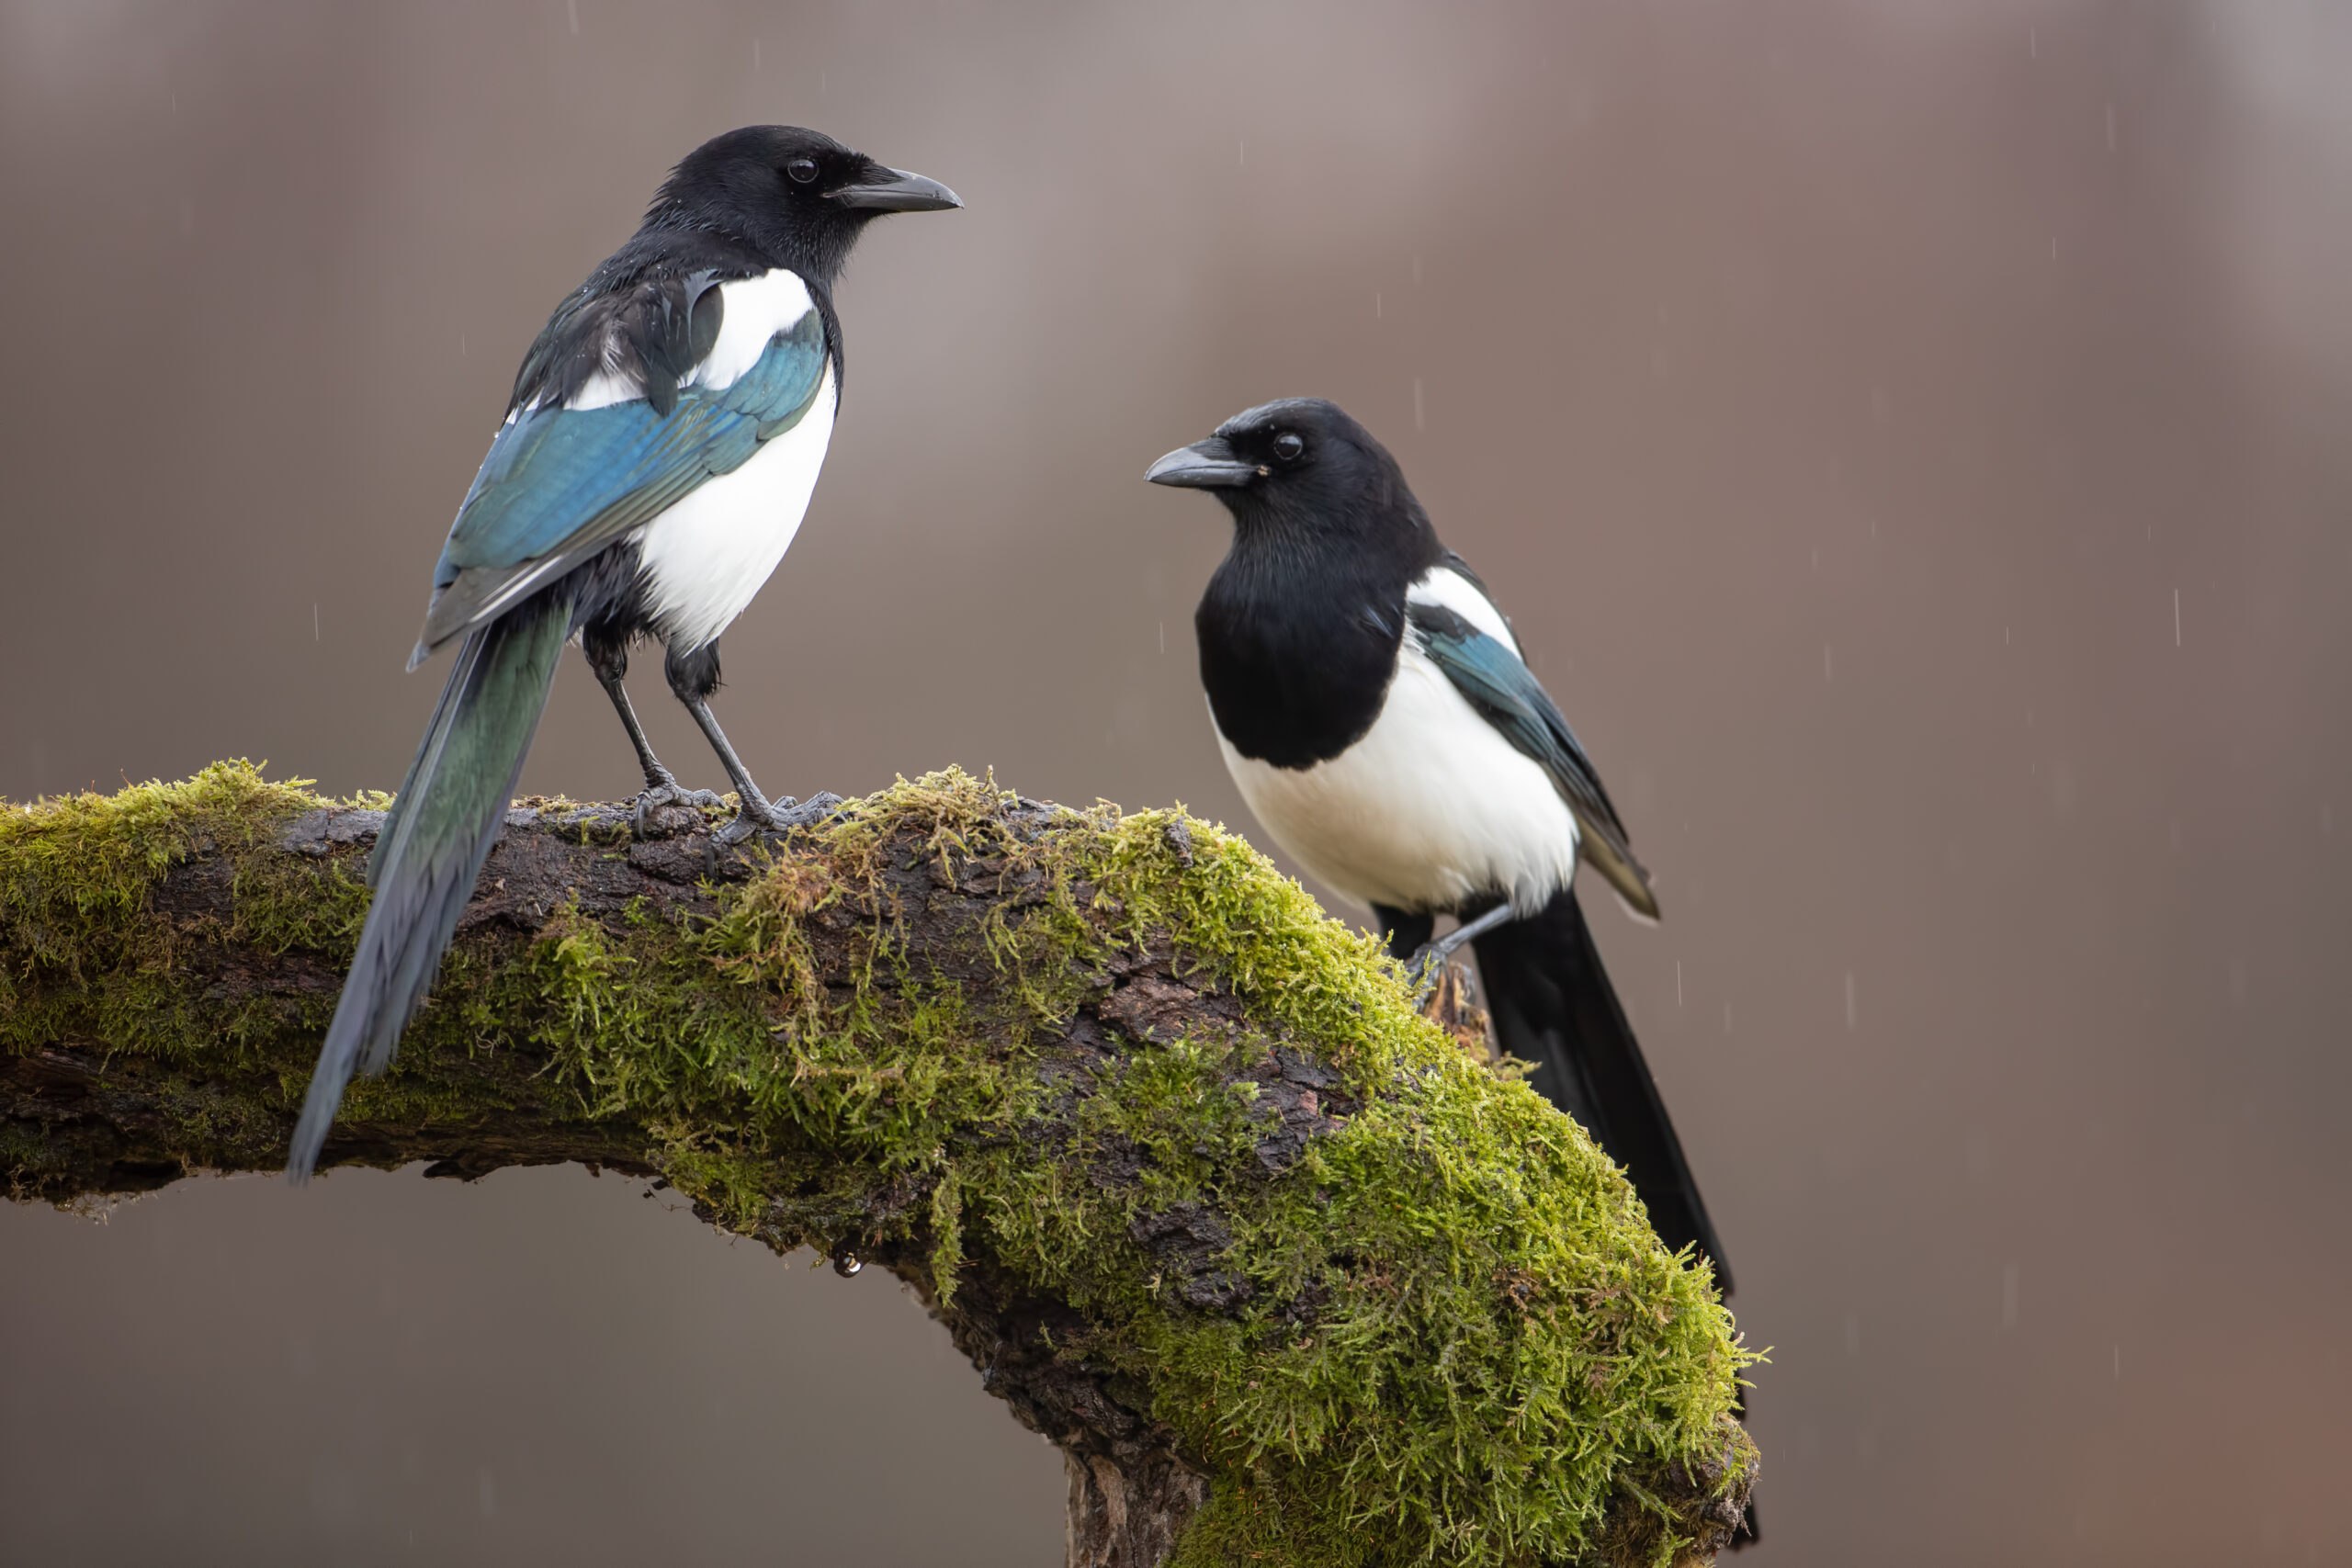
[{"left": 4, "top": 1, "right": 2348, "bottom": 1562}]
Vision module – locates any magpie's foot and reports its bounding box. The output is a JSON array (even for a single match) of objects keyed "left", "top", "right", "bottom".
[
  {"left": 1402, "top": 942, "right": 1449, "bottom": 1003},
  {"left": 774, "top": 791, "right": 849, "bottom": 828},
  {"left": 712, "top": 791, "right": 850, "bottom": 848},
  {"left": 631, "top": 775, "right": 725, "bottom": 837}
]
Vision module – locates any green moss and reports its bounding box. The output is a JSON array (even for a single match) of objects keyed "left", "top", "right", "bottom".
[{"left": 1, "top": 764, "right": 1754, "bottom": 1566}]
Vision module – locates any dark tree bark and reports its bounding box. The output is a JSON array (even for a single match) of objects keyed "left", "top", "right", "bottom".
[{"left": 0, "top": 767, "right": 1754, "bottom": 1568}]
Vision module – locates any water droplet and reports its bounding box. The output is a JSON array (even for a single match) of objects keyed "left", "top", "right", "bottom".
[{"left": 831, "top": 1247, "right": 863, "bottom": 1277}]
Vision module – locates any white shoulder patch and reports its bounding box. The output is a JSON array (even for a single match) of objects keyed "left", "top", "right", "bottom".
[
  {"left": 684, "top": 269, "right": 818, "bottom": 395},
  {"left": 1406, "top": 564, "right": 1519, "bottom": 651},
  {"left": 524, "top": 269, "right": 816, "bottom": 422},
  {"left": 564, "top": 364, "right": 641, "bottom": 412}
]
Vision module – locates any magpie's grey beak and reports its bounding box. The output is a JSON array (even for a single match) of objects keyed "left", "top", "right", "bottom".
[
  {"left": 828, "top": 165, "right": 962, "bottom": 212},
  {"left": 1146, "top": 437, "right": 1260, "bottom": 489}
]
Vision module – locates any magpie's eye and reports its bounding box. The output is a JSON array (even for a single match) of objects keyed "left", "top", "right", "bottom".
[
  {"left": 786, "top": 158, "right": 820, "bottom": 186},
  {"left": 1272, "top": 433, "right": 1306, "bottom": 462}
]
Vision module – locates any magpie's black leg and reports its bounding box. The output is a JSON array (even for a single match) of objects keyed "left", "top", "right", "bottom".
[
  {"left": 583, "top": 625, "right": 722, "bottom": 831},
  {"left": 665, "top": 637, "right": 841, "bottom": 846},
  {"left": 1402, "top": 900, "right": 1517, "bottom": 999}
]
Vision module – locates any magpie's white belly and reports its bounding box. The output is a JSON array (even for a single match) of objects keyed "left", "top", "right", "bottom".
[
  {"left": 1216, "top": 642, "right": 1582, "bottom": 917},
  {"left": 636, "top": 365, "right": 836, "bottom": 652}
]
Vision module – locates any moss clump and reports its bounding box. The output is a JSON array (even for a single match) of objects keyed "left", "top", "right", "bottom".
[{"left": 1, "top": 763, "right": 1755, "bottom": 1566}]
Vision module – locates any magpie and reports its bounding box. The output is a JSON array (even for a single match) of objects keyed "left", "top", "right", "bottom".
[
  {"left": 286, "top": 126, "right": 959, "bottom": 1181},
  {"left": 1145, "top": 398, "right": 1732, "bottom": 1293}
]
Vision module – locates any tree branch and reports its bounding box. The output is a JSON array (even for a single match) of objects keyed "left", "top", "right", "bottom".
[{"left": 1, "top": 763, "right": 1754, "bottom": 1567}]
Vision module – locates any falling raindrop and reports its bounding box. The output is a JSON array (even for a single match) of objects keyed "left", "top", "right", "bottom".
[
  {"left": 1844, "top": 972, "right": 1857, "bottom": 1031},
  {"left": 752, "top": 38, "right": 762, "bottom": 70},
  {"left": 2173, "top": 588, "right": 2182, "bottom": 647},
  {"left": 1722, "top": 1002, "right": 1733, "bottom": 1035},
  {"left": 1675, "top": 960, "right": 1684, "bottom": 1007},
  {"left": 2112, "top": 1344, "right": 2122, "bottom": 1380},
  {"left": 312, "top": 604, "right": 320, "bottom": 642},
  {"left": 1823, "top": 644, "right": 1834, "bottom": 683},
  {"left": 2106, "top": 103, "right": 2117, "bottom": 152},
  {"left": 1412, "top": 254, "right": 1424, "bottom": 287},
  {"left": 566, "top": 0, "right": 578, "bottom": 35},
  {"left": 1845, "top": 1314, "right": 1860, "bottom": 1355},
  {"left": 1412, "top": 378, "right": 1426, "bottom": 433},
  {"left": 2001, "top": 1262, "right": 2019, "bottom": 1329},
  {"left": 1158, "top": 621, "right": 1165, "bottom": 655},
  {"left": 1238, "top": 138, "right": 1246, "bottom": 166}
]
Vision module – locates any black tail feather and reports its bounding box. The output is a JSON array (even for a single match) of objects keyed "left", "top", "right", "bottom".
[
  {"left": 287, "top": 592, "right": 571, "bottom": 1180},
  {"left": 1468, "top": 888, "right": 1732, "bottom": 1294}
]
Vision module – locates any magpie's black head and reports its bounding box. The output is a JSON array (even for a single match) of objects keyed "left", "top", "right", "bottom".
[
  {"left": 1147, "top": 398, "right": 1437, "bottom": 558},
  {"left": 648, "top": 125, "right": 960, "bottom": 286}
]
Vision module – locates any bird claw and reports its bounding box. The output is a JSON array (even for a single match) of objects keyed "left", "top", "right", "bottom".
[
  {"left": 713, "top": 790, "right": 849, "bottom": 847},
  {"left": 1402, "top": 943, "right": 1449, "bottom": 1003},
  {"left": 631, "top": 776, "right": 726, "bottom": 838}
]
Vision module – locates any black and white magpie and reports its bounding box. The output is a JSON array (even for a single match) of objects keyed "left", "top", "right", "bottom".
[
  {"left": 287, "top": 126, "right": 959, "bottom": 1180},
  {"left": 1145, "top": 398, "right": 1732, "bottom": 1292}
]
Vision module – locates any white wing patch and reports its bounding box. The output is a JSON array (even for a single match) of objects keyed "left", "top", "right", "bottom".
[
  {"left": 684, "top": 270, "right": 819, "bottom": 395},
  {"left": 564, "top": 364, "right": 641, "bottom": 412},
  {"left": 635, "top": 361, "right": 837, "bottom": 653},
  {"left": 517, "top": 268, "right": 818, "bottom": 419},
  {"left": 1405, "top": 564, "right": 1519, "bottom": 650}
]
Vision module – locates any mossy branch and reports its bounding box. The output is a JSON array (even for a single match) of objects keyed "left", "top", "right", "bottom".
[{"left": 1, "top": 763, "right": 1755, "bottom": 1568}]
